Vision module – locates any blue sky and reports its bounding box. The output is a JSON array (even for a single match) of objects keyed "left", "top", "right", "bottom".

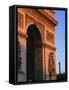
[{"left": 55, "top": 10, "right": 65, "bottom": 74}]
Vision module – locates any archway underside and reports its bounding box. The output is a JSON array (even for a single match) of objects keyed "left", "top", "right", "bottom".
[{"left": 27, "top": 24, "right": 43, "bottom": 81}]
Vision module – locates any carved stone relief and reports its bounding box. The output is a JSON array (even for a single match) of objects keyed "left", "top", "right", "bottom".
[
  {"left": 48, "top": 52, "right": 55, "bottom": 79},
  {"left": 46, "top": 31, "right": 54, "bottom": 44}
]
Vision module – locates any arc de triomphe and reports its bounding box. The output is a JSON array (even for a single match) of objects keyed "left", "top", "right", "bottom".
[{"left": 17, "top": 8, "right": 57, "bottom": 82}]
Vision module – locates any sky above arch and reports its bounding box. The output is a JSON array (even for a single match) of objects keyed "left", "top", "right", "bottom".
[{"left": 55, "top": 10, "right": 65, "bottom": 74}]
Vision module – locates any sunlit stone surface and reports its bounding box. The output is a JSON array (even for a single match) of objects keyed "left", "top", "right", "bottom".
[{"left": 17, "top": 8, "right": 57, "bottom": 82}]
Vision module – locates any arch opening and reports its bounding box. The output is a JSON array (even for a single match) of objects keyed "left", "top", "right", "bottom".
[{"left": 27, "top": 24, "right": 43, "bottom": 81}]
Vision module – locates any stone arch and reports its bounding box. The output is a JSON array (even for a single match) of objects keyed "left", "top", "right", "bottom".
[
  {"left": 26, "top": 22, "right": 44, "bottom": 43},
  {"left": 26, "top": 24, "right": 43, "bottom": 81}
]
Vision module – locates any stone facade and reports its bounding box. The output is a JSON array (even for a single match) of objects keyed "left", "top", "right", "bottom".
[{"left": 17, "top": 8, "right": 57, "bottom": 82}]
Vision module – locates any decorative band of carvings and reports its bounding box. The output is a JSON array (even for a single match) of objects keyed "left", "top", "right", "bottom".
[
  {"left": 42, "top": 43, "right": 56, "bottom": 50},
  {"left": 18, "top": 31, "right": 28, "bottom": 38}
]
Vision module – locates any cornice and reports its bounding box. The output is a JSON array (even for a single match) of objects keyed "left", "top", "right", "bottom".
[
  {"left": 18, "top": 31, "right": 28, "bottom": 38},
  {"left": 38, "top": 9, "right": 58, "bottom": 26},
  {"left": 42, "top": 43, "right": 56, "bottom": 50}
]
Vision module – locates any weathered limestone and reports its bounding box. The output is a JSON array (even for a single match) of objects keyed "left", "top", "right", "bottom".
[{"left": 17, "top": 8, "right": 57, "bottom": 82}]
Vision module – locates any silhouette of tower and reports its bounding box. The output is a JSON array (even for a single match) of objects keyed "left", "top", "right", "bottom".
[{"left": 59, "top": 62, "right": 61, "bottom": 74}]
